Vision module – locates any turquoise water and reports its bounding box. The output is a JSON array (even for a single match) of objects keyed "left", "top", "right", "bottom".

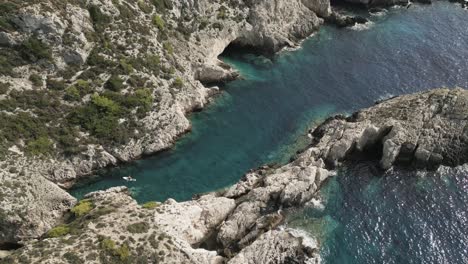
[
  {"left": 71, "top": 2, "right": 468, "bottom": 205},
  {"left": 287, "top": 162, "right": 468, "bottom": 263}
]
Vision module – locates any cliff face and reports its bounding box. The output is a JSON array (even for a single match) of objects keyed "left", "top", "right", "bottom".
[
  {"left": 0, "top": 0, "right": 330, "bottom": 245},
  {"left": 3, "top": 88, "right": 468, "bottom": 263}
]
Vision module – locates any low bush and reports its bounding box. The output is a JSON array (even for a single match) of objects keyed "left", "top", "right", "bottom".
[
  {"left": 29, "top": 74, "right": 42, "bottom": 86},
  {"left": 138, "top": 0, "right": 153, "bottom": 14},
  {"left": 63, "top": 252, "right": 83, "bottom": 264},
  {"left": 217, "top": 6, "right": 228, "bottom": 20},
  {"left": 152, "top": 15, "right": 164, "bottom": 31},
  {"left": 64, "top": 86, "right": 81, "bottom": 102},
  {"left": 0, "top": 82, "right": 9, "bottom": 94},
  {"left": 26, "top": 136, "right": 53, "bottom": 156},
  {"left": 88, "top": 5, "right": 110, "bottom": 32},
  {"left": 105, "top": 75, "right": 124, "bottom": 92},
  {"left": 172, "top": 77, "right": 183, "bottom": 88},
  {"left": 47, "top": 78, "right": 66, "bottom": 91},
  {"left": 71, "top": 199, "right": 94, "bottom": 217},
  {"left": 47, "top": 225, "right": 70, "bottom": 238},
  {"left": 162, "top": 42, "right": 173, "bottom": 55},
  {"left": 127, "top": 222, "right": 150, "bottom": 234},
  {"left": 69, "top": 94, "right": 127, "bottom": 143},
  {"left": 0, "top": 55, "right": 14, "bottom": 76},
  {"left": 20, "top": 37, "right": 52, "bottom": 62},
  {"left": 141, "top": 201, "right": 159, "bottom": 209},
  {"left": 119, "top": 59, "right": 134, "bottom": 74},
  {"left": 152, "top": 0, "right": 173, "bottom": 13}
]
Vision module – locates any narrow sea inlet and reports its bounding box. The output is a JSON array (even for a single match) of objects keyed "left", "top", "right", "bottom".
[{"left": 71, "top": 1, "right": 468, "bottom": 204}]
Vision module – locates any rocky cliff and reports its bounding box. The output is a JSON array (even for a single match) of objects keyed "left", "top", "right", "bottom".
[
  {"left": 3, "top": 88, "right": 468, "bottom": 263},
  {"left": 0, "top": 0, "right": 332, "bottom": 245},
  {"left": 0, "top": 0, "right": 464, "bottom": 258}
]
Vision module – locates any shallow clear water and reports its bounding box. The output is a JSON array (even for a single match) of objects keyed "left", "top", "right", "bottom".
[
  {"left": 287, "top": 162, "right": 468, "bottom": 263},
  {"left": 71, "top": 2, "right": 468, "bottom": 204}
]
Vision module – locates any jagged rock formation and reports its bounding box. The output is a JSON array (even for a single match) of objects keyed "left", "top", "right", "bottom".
[
  {"left": 312, "top": 88, "right": 468, "bottom": 170},
  {"left": 3, "top": 87, "right": 468, "bottom": 263}
]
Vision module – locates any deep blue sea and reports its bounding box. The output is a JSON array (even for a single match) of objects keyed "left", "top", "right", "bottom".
[
  {"left": 287, "top": 162, "right": 468, "bottom": 263},
  {"left": 71, "top": 2, "right": 468, "bottom": 262}
]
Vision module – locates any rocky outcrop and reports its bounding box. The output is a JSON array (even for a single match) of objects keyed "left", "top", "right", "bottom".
[
  {"left": 228, "top": 229, "right": 320, "bottom": 264},
  {"left": 311, "top": 88, "right": 468, "bottom": 170}
]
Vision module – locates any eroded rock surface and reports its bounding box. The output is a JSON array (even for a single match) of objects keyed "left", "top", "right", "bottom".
[{"left": 312, "top": 88, "right": 468, "bottom": 170}]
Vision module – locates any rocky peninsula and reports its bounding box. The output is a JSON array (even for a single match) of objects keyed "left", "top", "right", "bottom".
[{"left": 2, "top": 87, "right": 468, "bottom": 263}]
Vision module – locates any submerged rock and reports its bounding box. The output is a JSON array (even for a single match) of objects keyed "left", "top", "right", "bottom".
[{"left": 326, "top": 12, "right": 369, "bottom": 28}]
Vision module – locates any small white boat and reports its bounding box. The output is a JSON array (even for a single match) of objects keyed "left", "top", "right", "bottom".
[{"left": 123, "top": 176, "right": 136, "bottom": 182}]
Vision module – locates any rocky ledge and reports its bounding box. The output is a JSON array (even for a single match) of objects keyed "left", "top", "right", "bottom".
[{"left": 2, "top": 88, "right": 467, "bottom": 263}]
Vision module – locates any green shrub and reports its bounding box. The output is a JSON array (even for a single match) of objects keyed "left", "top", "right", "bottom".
[
  {"left": 63, "top": 252, "right": 83, "bottom": 264},
  {"left": 217, "top": 6, "right": 228, "bottom": 20},
  {"left": 127, "top": 222, "right": 149, "bottom": 234},
  {"left": 145, "top": 54, "right": 160, "bottom": 73},
  {"left": 55, "top": 126, "right": 82, "bottom": 156},
  {"left": 69, "top": 94, "right": 126, "bottom": 142},
  {"left": 142, "top": 201, "right": 159, "bottom": 209},
  {"left": 29, "top": 74, "right": 42, "bottom": 86},
  {"left": 47, "top": 78, "right": 66, "bottom": 91},
  {"left": 88, "top": 5, "right": 110, "bottom": 31},
  {"left": 152, "top": 0, "right": 173, "bottom": 12},
  {"left": 0, "top": 16, "right": 14, "bottom": 31},
  {"left": 0, "top": 55, "right": 13, "bottom": 75},
  {"left": 172, "top": 77, "right": 183, "bottom": 88},
  {"left": 26, "top": 136, "right": 53, "bottom": 156},
  {"left": 86, "top": 49, "right": 112, "bottom": 67},
  {"left": 162, "top": 42, "right": 173, "bottom": 55},
  {"left": 0, "top": 3, "right": 18, "bottom": 16},
  {"left": 47, "top": 225, "right": 70, "bottom": 238},
  {"left": 100, "top": 238, "right": 116, "bottom": 251},
  {"left": 138, "top": 0, "right": 153, "bottom": 13},
  {"left": 64, "top": 86, "right": 80, "bottom": 102},
  {"left": 115, "top": 244, "right": 130, "bottom": 261},
  {"left": 20, "top": 37, "right": 52, "bottom": 62},
  {"left": 71, "top": 199, "right": 93, "bottom": 217},
  {"left": 152, "top": 15, "right": 165, "bottom": 31},
  {"left": 0, "top": 82, "right": 9, "bottom": 94},
  {"left": 105, "top": 75, "right": 124, "bottom": 92},
  {"left": 119, "top": 59, "right": 134, "bottom": 74},
  {"left": 134, "top": 88, "right": 154, "bottom": 115}
]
